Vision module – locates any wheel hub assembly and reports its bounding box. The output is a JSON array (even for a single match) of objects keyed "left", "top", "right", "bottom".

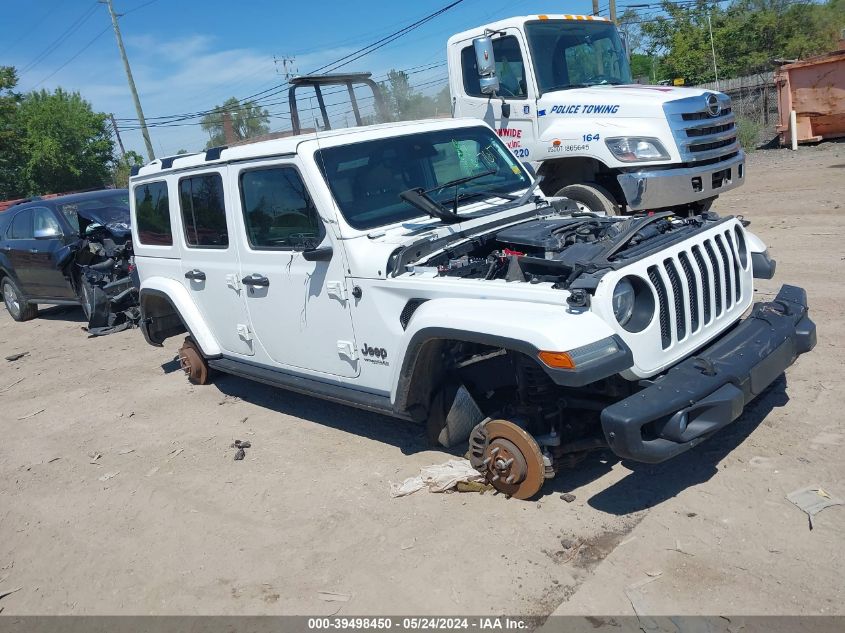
[{"left": 469, "top": 419, "right": 545, "bottom": 499}]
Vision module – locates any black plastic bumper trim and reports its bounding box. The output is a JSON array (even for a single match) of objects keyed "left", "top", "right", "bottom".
[
  {"left": 601, "top": 284, "right": 816, "bottom": 463},
  {"left": 752, "top": 250, "right": 776, "bottom": 279}
]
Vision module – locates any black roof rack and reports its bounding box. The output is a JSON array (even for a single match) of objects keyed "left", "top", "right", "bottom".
[
  {"left": 205, "top": 146, "right": 227, "bottom": 161},
  {"left": 130, "top": 165, "right": 141, "bottom": 176},
  {"left": 160, "top": 156, "right": 177, "bottom": 169}
]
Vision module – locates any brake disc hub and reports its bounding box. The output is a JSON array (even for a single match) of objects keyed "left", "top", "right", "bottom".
[{"left": 469, "top": 419, "right": 545, "bottom": 500}]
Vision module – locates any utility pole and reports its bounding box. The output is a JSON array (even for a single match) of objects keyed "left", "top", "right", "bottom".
[
  {"left": 609, "top": 0, "right": 617, "bottom": 23},
  {"left": 101, "top": 0, "right": 155, "bottom": 161},
  {"left": 707, "top": 13, "right": 720, "bottom": 90},
  {"left": 592, "top": 0, "right": 600, "bottom": 16},
  {"left": 110, "top": 114, "right": 126, "bottom": 158}
]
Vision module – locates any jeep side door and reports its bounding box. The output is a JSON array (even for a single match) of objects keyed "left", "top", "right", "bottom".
[
  {"left": 177, "top": 169, "right": 254, "bottom": 356},
  {"left": 231, "top": 160, "right": 358, "bottom": 378}
]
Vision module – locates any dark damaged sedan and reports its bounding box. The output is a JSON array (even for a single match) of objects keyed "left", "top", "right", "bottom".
[{"left": 0, "top": 189, "right": 139, "bottom": 335}]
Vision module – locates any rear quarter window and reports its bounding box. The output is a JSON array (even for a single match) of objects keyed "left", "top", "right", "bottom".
[{"left": 134, "top": 181, "right": 172, "bottom": 246}]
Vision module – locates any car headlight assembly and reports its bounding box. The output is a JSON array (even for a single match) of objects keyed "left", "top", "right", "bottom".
[
  {"left": 605, "top": 137, "right": 670, "bottom": 162},
  {"left": 612, "top": 276, "right": 655, "bottom": 333},
  {"left": 612, "top": 278, "right": 636, "bottom": 326}
]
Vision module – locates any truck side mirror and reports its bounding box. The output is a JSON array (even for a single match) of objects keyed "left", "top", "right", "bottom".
[{"left": 473, "top": 36, "right": 500, "bottom": 95}]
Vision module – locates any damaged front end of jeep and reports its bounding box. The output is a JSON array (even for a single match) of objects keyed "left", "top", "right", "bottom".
[{"left": 390, "top": 209, "right": 815, "bottom": 499}]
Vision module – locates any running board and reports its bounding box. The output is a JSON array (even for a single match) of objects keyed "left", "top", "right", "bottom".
[{"left": 207, "top": 358, "right": 405, "bottom": 419}]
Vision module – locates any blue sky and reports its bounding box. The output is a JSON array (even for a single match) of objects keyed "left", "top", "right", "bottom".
[{"left": 3, "top": 0, "right": 615, "bottom": 156}]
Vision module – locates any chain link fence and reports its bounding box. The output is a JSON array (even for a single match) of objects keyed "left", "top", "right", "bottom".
[{"left": 693, "top": 71, "right": 779, "bottom": 147}]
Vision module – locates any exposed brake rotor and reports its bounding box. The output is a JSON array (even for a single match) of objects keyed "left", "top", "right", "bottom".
[
  {"left": 179, "top": 338, "right": 210, "bottom": 385},
  {"left": 469, "top": 419, "right": 545, "bottom": 500}
]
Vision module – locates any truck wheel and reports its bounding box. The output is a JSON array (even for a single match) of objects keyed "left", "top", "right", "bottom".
[
  {"left": 469, "top": 419, "right": 546, "bottom": 500},
  {"left": 179, "top": 337, "right": 211, "bottom": 385},
  {"left": 554, "top": 183, "right": 619, "bottom": 215},
  {"left": 2, "top": 277, "right": 38, "bottom": 322}
]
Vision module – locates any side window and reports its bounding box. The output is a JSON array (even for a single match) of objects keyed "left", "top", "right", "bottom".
[
  {"left": 461, "top": 36, "right": 527, "bottom": 99},
  {"left": 32, "top": 207, "right": 62, "bottom": 237},
  {"left": 239, "top": 167, "right": 322, "bottom": 250},
  {"left": 8, "top": 209, "right": 33, "bottom": 239},
  {"left": 134, "top": 181, "right": 173, "bottom": 245},
  {"left": 179, "top": 173, "right": 228, "bottom": 248}
]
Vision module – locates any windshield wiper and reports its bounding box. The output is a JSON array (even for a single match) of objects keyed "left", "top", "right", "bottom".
[
  {"left": 399, "top": 169, "right": 497, "bottom": 225},
  {"left": 399, "top": 188, "right": 462, "bottom": 224}
]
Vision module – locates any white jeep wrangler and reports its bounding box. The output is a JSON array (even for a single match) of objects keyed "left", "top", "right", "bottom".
[{"left": 130, "top": 118, "right": 815, "bottom": 499}]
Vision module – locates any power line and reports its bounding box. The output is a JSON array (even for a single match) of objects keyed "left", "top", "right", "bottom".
[
  {"left": 0, "top": 0, "right": 62, "bottom": 57},
  {"left": 18, "top": 3, "right": 100, "bottom": 76},
  {"left": 111, "top": 0, "right": 466, "bottom": 129},
  {"left": 29, "top": 25, "right": 112, "bottom": 90}
]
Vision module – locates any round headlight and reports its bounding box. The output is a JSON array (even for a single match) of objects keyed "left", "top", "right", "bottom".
[{"left": 612, "top": 278, "right": 636, "bottom": 326}]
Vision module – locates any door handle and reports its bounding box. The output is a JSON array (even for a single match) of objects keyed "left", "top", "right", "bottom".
[
  {"left": 242, "top": 274, "right": 270, "bottom": 287},
  {"left": 184, "top": 269, "right": 206, "bottom": 281},
  {"left": 29, "top": 248, "right": 39, "bottom": 254},
  {"left": 1, "top": 245, "right": 11, "bottom": 252}
]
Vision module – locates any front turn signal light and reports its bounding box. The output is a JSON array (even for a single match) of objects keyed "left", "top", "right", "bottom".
[{"left": 538, "top": 351, "right": 576, "bottom": 369}]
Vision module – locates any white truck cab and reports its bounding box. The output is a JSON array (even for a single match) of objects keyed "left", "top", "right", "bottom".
[
  {"left": 447, "top": 14, "right": 745, "bottom": 214},
  {"left": 131, "top": 117, "right": 813, "bottom": 499}
]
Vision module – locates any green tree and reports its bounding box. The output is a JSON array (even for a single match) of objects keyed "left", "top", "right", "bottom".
[
  {"left": 200, "top": 97, "right": 270, "bottom": 148},
  {"left": 112, "top": 149, "right": 145, "bottom": 189},
  {"left": 641, "top": 0, "right": 845, "bottom": 85},
  {"left": 380, "top": 70, "right": 441, "bottom": 121},
  {"left": 0, "top": 66, "right": 25, "bottom": 199},
  {"left": 16, "top": 87, "right": 114, "bottom": 195}
]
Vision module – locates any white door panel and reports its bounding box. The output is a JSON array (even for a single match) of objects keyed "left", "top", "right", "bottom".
[
  {"left": 231, "top": 161, "right": 358, "bottom": 378},
  {"left": 177, "top": 169, "right": 254, "bottom": 356}
]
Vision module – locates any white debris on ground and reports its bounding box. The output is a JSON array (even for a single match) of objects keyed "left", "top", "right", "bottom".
[{"left": 390, "top": 458, "right": 484, "bottom": 497}]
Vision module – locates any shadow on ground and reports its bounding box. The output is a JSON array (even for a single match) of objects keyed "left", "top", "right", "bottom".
[
  {"left": 36, "top": 305, "right": 86, "bottom": 323},
  {"left": 201, "top": 357, "right": 792, "bottom": 505},
  {"left": 556, "top": 376, "right": 791, "bottom": 515},
  {"left": 212, "top": 372, "right": 427, "bottom": 455}
]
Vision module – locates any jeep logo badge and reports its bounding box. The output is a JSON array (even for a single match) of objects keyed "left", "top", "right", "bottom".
[
  {"left": 361, "top": 343, "right": 388, "bottom": 361},
  {"left": 706, "top": 94, "right": 721, "bottom": 117}
]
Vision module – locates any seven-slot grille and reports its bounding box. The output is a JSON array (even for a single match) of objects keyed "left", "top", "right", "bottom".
[{"left": 646, "top": 227, "right": 746, "bottom": 349}]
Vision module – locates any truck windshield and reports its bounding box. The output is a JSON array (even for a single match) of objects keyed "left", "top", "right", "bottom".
[
  {"left": 315, "top": 126, "right": 530, "bottom": 230},
  {"left": 524, "top": 20, "right": 632, "bottom": 94}
]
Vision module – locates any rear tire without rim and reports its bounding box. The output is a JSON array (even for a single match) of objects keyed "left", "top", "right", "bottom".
[
  {"left": 179, "top": 337, "right": 211, "bottom": 385},
  {"left": 2, "top": 278, "right": 38, "bottom": 322}
]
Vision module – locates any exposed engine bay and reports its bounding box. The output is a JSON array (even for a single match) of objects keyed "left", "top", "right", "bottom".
[
  {"left": 419, "top": 210, "right": 731, "bottom": 291},
  {"left": 57, "top": 217, "right": 140, "bottom": 337}
]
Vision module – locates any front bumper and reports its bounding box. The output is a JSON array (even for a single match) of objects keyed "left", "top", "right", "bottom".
[
  {"left": 601, "top": 284, "right": 816, "bottom": 463},
  {"left": 617, "top": 151, "right": 745, "bottom": 210}
]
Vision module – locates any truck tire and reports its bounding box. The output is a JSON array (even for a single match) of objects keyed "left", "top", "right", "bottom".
[
  {"left": 554, "top": 183, "right": 618, "bottom": 215},
  {"left": 2, "top": 277, "right": 38, "bottom": 322}
]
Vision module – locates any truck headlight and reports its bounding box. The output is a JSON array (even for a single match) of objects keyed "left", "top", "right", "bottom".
[
  {"left": 605, "top": 137, "right": 670, "bottom": 162},
  {"left": 612, "top": 278, "right": 636, "bottom": 326}
]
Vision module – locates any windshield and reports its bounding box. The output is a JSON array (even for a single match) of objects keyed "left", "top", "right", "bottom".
[
  {"left": 525, "top": 20, "right": 632, "bottom": 94},
  {"left": 58, "top": 193, "right": 130, "bottom": 233},
  {"left": 315, "top": 126, "right": 530, "bottom": 231}
]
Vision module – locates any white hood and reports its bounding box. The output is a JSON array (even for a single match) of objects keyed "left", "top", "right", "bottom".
[{"left": 537, "top": 84, "right": 717, "bottom": 120}]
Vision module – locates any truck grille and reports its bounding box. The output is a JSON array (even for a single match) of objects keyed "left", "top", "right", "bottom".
[
  {"left": 665, "top": 94, "right": 738, "bottom": 163},
  {"left": 647, "top": 228, "right": 745, "bottom": 349}
]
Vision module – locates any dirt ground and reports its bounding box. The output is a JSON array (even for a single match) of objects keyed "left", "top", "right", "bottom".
[{"left": 1, "top": 142, "right": 843, "bottom": 617}]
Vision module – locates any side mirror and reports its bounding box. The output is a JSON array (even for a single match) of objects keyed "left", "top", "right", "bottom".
[
  {"left": 302, "top": 245, "right": 333, "bottom": 262},
  {"left": 34, "top": 227, "right": 61, "bottom": 240},
  {"left": 473, "top": 36, "right": 500, "bottom": 95}
]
